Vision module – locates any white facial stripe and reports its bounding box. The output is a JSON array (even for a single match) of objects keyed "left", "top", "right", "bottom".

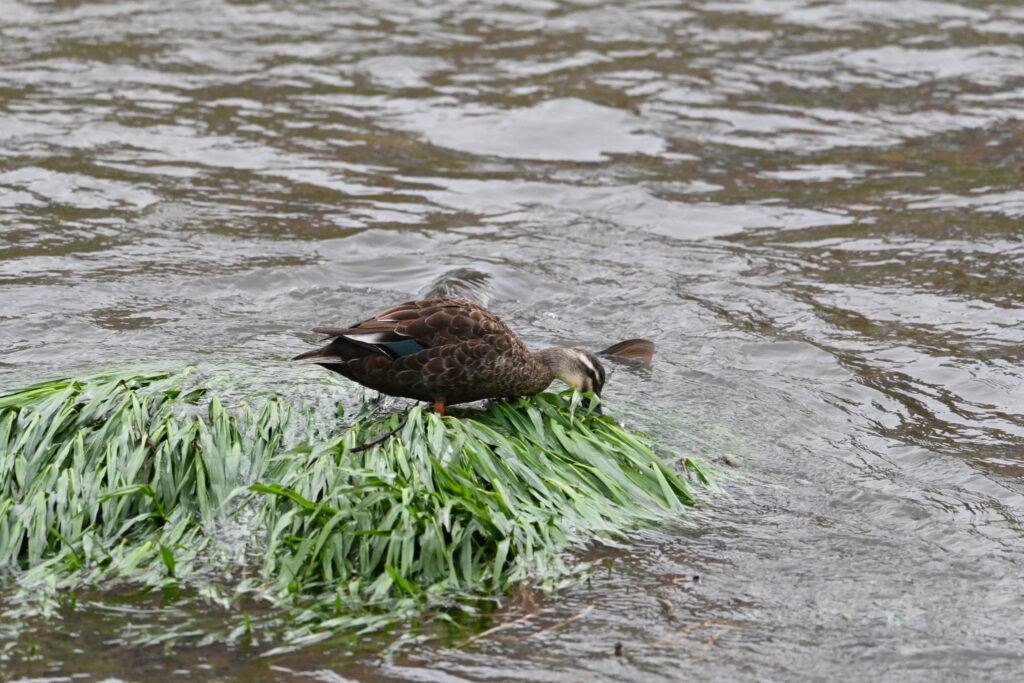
[{"left": 576, "top": 350, "right": 597, "bottom": 377}]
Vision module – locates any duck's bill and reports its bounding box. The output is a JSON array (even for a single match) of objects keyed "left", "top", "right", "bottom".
[{"left": 581, "top": 396, "right": 603, "bottom": 414}]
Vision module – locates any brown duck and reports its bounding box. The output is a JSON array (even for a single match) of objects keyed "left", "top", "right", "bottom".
[{"left": 292, "top": 297, "right": 653, "bottom": 415}]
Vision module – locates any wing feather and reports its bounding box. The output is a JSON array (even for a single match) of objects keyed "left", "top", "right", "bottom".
[
  {"left": 301, "top": 298, "right": 518, "bottom": 363},
  {"left": 598, "top": 338, "right": 655, "bottom": 367}
]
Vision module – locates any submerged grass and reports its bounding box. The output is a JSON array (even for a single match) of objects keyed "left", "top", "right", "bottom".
[{"left": 0, "top": 369, "right": 709, "bottom": 649}]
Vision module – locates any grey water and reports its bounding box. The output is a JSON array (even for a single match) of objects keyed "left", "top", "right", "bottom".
[{"left": 2, "top": 0, "right": 1024, "bottom": 679}]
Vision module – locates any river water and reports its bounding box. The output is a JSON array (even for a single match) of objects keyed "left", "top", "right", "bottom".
[{"left": 2, "top": 0, "right": 1023, "bottom": 680}]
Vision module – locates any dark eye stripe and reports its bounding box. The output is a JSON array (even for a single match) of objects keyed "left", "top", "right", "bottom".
[
  {"left": 588, "top": 354, "right": 605, "bottom": 388},
  {"left": 574, "top": 351, "right": 605, "bottom": 390}
]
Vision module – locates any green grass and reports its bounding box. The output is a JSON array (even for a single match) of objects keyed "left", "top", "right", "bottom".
[{"left": 0, "top": 369, "right": 709, "bottom": 649}]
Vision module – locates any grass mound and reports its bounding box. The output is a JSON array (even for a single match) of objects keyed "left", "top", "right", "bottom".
[
  {"left": 0, "top": 370, "right": 285, "bottom": 585},
  {"left": 0, "top": 370, "right": 708, "bottom": 647}
]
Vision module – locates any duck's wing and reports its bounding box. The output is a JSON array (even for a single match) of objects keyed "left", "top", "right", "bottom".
[
  {"left": 598, "top": 338, "right": 655, "bottom": 367},
  {"left": 307, "top": 298, "right": 507, "bottom": 360}
]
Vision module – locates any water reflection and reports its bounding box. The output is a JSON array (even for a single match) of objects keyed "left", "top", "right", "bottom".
[
  {"left": 396, "top": 97, "right": 665, "bottom": 161},
  {"left": 2, "top": 0, "right": 1024, "bottom": 680}
]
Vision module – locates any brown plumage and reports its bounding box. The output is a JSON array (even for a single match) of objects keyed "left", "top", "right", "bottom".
[{"left": 292, "top": 297, "right": 653, "bottom": 415}]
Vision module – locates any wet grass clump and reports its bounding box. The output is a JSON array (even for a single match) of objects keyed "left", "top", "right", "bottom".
[
  {"left": 0, "top": 370, "right": 285, "bottom": 591},
  {"left": 0, "top": 370, "right": 708, "bottom": 648}
]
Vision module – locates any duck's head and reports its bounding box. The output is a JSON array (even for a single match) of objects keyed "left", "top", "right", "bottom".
[{"left": 539, "top": 347, "right": 607, "bottom": 411}]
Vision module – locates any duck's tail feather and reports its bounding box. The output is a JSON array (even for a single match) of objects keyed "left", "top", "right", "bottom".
[
  {"left": 291, "top": 346, "right": 346, "bottom": 363},
  {"left": 312, "top": 326, "right": 360, "bottom": 337}
]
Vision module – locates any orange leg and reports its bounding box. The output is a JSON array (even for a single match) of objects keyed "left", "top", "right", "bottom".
[{"left": 433, "top": 401, "right": 445, "bottom": 416}]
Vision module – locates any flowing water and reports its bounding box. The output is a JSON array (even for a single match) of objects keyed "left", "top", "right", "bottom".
[{"left": 2, "top": 0, "right": 1024, "bottom": 679}]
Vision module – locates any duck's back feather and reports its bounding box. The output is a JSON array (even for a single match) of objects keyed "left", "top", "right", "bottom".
[{"left": 293, "top": 298, "right": 548, "bottom": 404}]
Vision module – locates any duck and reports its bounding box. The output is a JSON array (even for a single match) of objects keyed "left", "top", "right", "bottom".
[{"left": 292, "top": 297, "right": 653, "bottom": 416}]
